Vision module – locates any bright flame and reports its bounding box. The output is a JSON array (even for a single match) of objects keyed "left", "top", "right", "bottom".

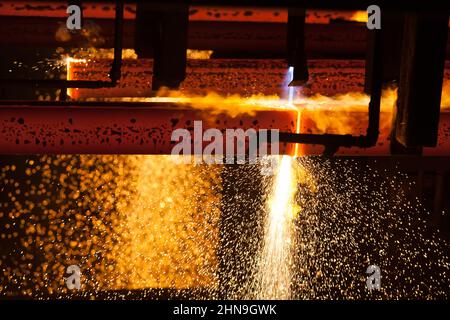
[
  {"left": 350, "top": 10, "right": 368, "bottom": 23},
  {"left": 286, "top": 66, "right": 295, "bottom": 103},
  {"left": 87, "top": 90, "right": 296, "bottom": 118}
]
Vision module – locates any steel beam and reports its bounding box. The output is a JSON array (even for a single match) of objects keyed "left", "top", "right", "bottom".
[{"left": 0, "top": 101, "right": 297, "bottom": 155}]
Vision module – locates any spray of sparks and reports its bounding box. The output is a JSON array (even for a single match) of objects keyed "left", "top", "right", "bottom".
[
  {"left": 1, "top": 57, "right": 450, "bottom": 300},
  {"left": 253, "top": 156, "right": 298, "bottom": 299},
  {"left": 0, "top": 153, "right": 449, "bottom": 299},
  {"left": 250, "top": 69, "right": 301, "bottom": 299}
]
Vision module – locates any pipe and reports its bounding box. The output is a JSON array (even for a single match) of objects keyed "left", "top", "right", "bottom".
[{"left": 280, "top": 29, "right": 382, "bottom": 153}]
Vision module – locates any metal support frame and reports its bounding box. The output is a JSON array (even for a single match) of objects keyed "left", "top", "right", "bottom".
[
  {"left": 149, "top": 5, "right": 189, "bottom": 90},
  {"left": 134, "top": 3, "right": 189, "bottom": 90},
  {"left": 0, "top": 0, "right": 124, "bottom": 89},
  {"left": 365, "top": 10, "right": 404, "bottom": 94},
  {"left": 279, "top": 29, "right": 383, "bottom": 155},
  {"left": 394, "top": 11, "right": 449, "bottom": 148}
]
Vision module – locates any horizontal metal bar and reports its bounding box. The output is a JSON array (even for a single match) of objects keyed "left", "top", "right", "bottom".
[
  {"left": 0, "top": 100, "right": 185, "bottom": 108},
  {"left": 279, "top": 132, "right": 364, "bottom": 147},
  {"left": 62, "top": 0, "right": 450, "bottom": 11},
  {"left": 0, "top": 103, "right": 297, "bottom": 155},
  {"left": 0, "top": 79, "right": 117, "bottom": 88}
]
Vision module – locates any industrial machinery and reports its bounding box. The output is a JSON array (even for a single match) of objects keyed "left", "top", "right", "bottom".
[
  {"left": 0, "top": 1, "right": 449, "bottom": 156},
  {"left": 0, "top": 0, "right": 449, "bottom": 300}
]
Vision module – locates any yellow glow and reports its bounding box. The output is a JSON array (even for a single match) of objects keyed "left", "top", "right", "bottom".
[
  {"left": 187, "top": 49, "right": 214, "bottom": 59},
  {"left": 110, "top": 155, "right": 221, "bottom": 290},
  {"left": 351, "top": 10, "right": 368, "bottom": 23},
  {"left": 66, "top": 56, "right": 87, "bottom": 98}
]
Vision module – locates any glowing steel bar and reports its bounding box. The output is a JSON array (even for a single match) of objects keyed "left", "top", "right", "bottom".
[
  {"left": 0, "top": 2, "right": 372, "bottom": 24},
  {"left": 0, "top": 102, "right": 298, "bottom": 155},
  {"left": 2, "top": 102, "right": 450, "bottom": 156}
]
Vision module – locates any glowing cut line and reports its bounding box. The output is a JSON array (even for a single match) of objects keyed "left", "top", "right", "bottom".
[
  {"left": 66, "top": 56, "right": 87, "bottom": 98},
  {"left": 285, "top": 66, "right": 301, "bottom": 157}
]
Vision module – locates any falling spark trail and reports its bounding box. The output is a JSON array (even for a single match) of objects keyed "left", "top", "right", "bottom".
[
  {"left": 252, "top": 67, "right": 300, "bottom": 299},
  {"left": 255, "top": 155, "right": 297, "bottom": 299}
]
